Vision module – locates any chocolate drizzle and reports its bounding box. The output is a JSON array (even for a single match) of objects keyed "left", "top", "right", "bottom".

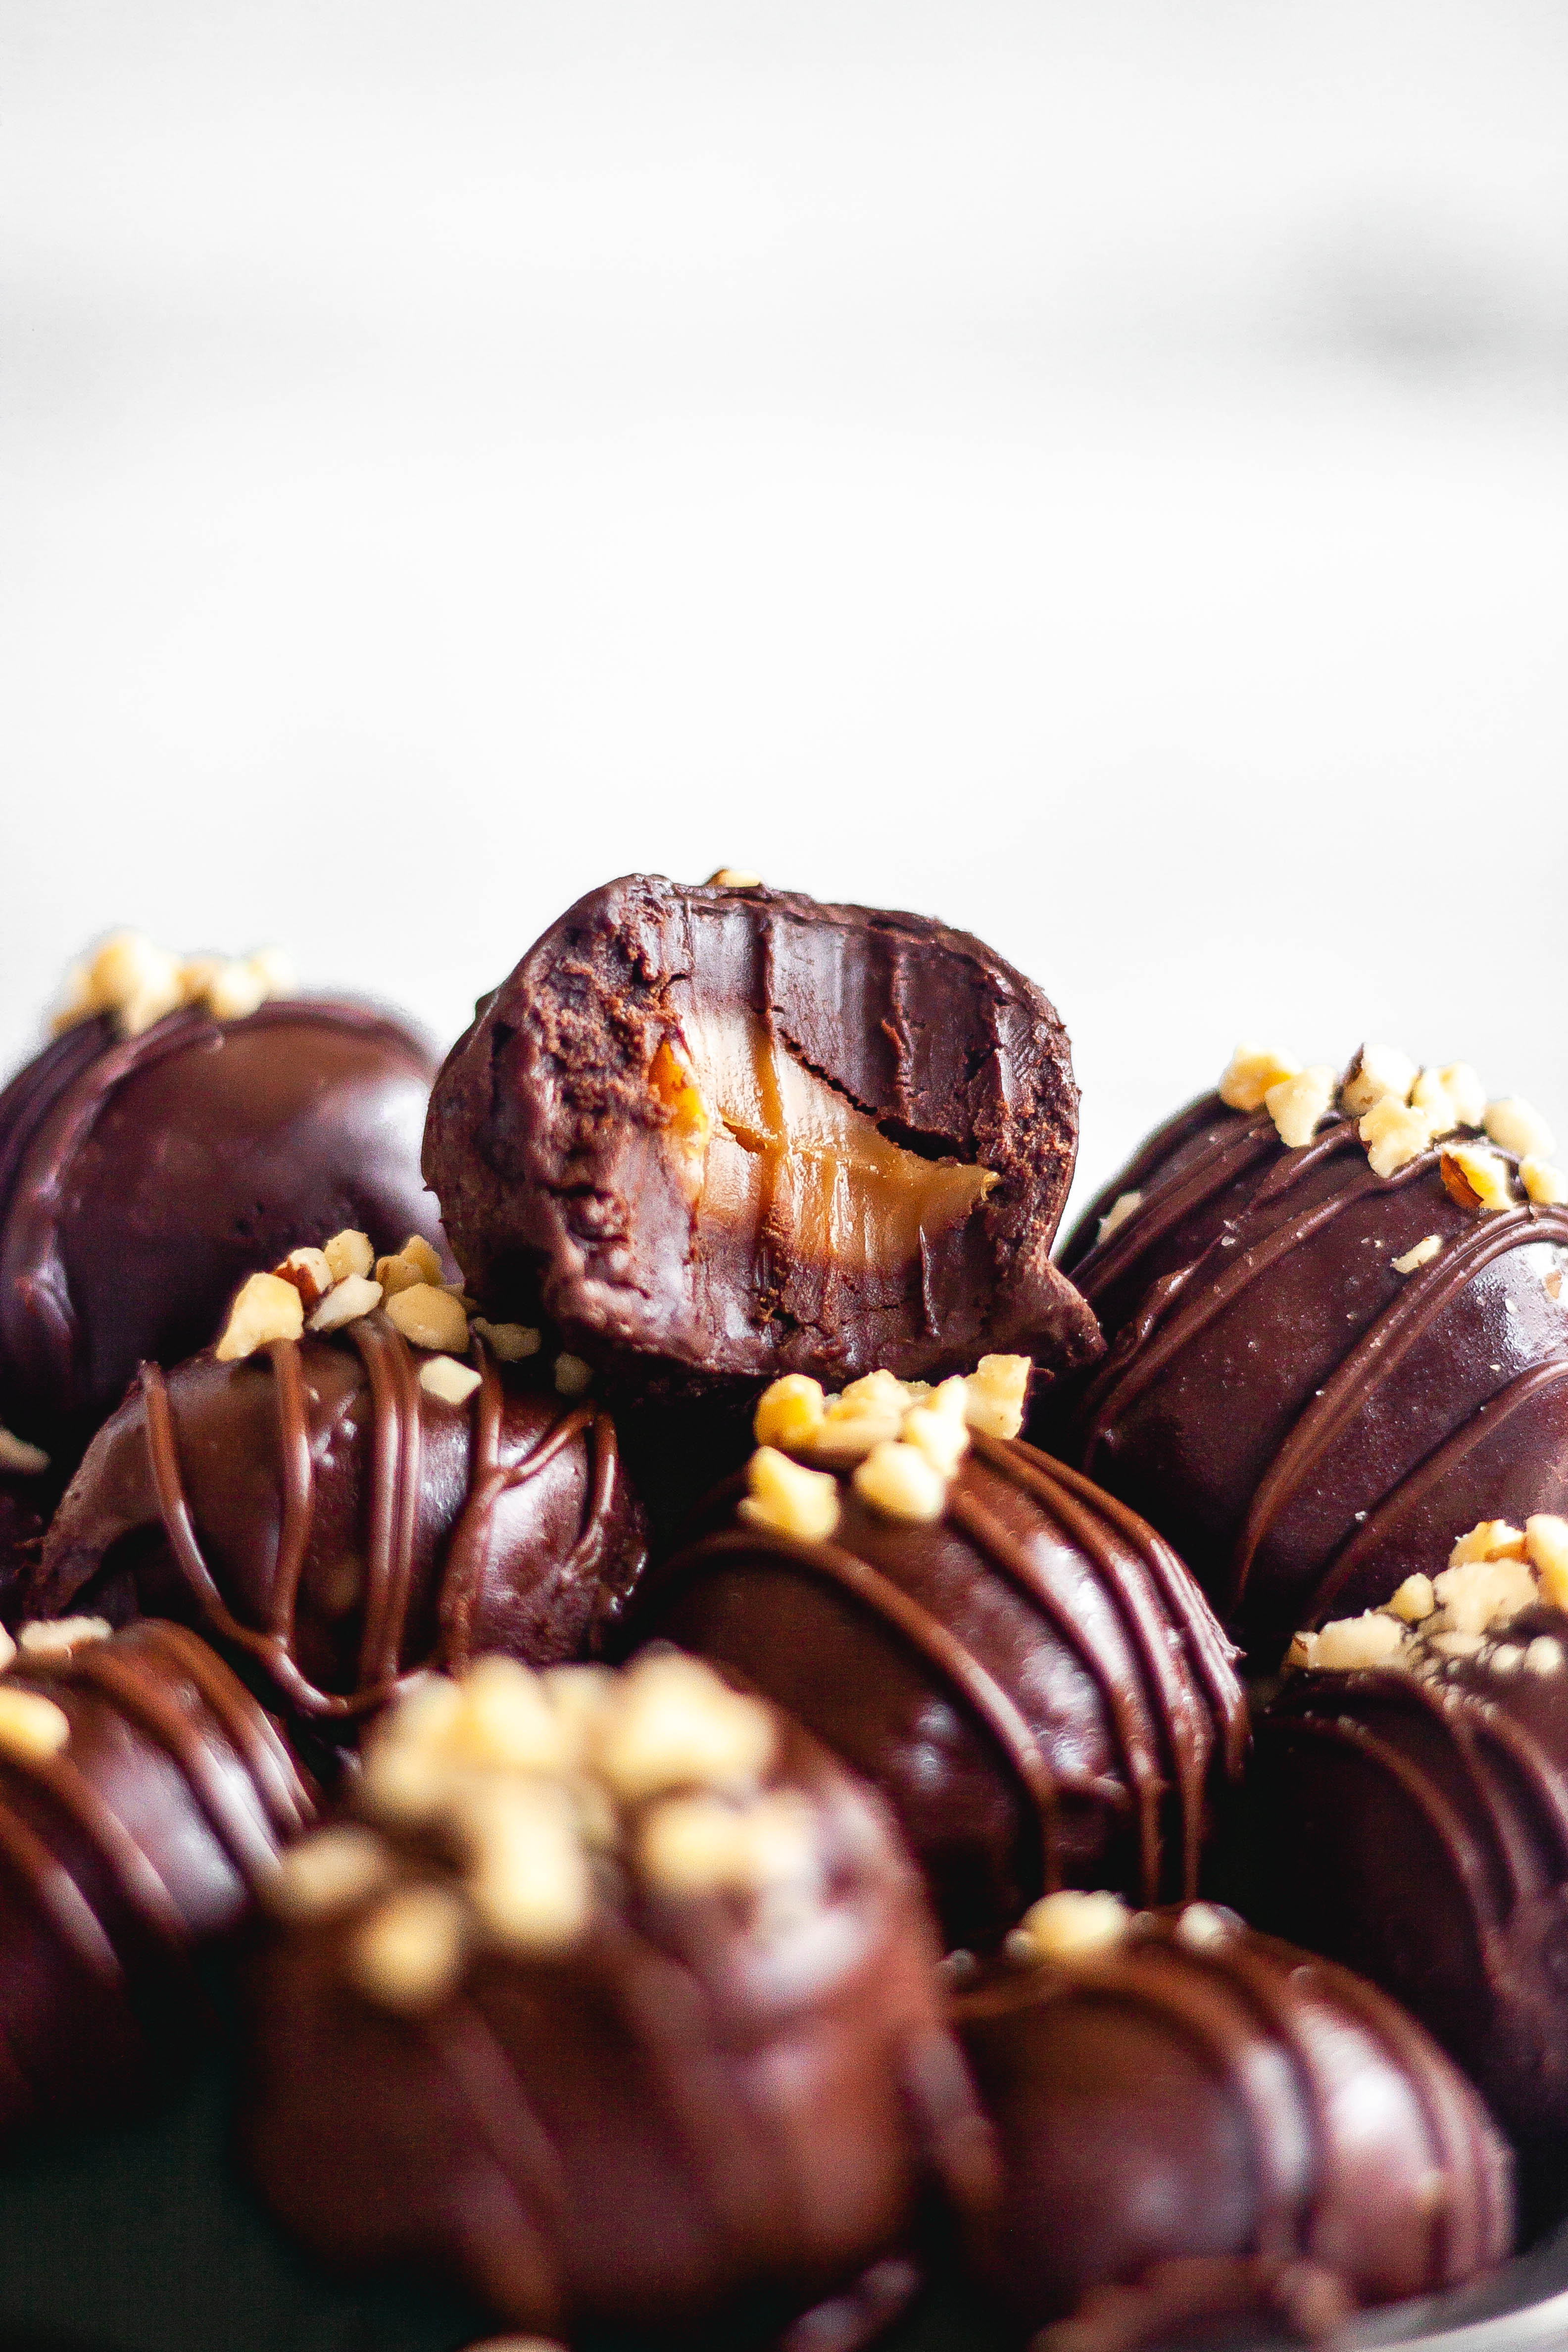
[
  {"left": 1057, "top": 1096, "right": 1568, "bottom": 1649},
  {"left": 631, "top": 1436, "right": 1245, "bottom": 1948}
]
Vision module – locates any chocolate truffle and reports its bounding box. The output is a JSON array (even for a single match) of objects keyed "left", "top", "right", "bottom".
[
  {"left": 244, "top": 1650, "right": 993, "bottom": 2346},
  {"left": 624, "top": 1362, "right": 1245, "bottom": 1951},
  {"left": 953, "top": 1893, "right": 1513, "bottom": 2344},
  {"left": 1052, "top": 1044, "right": 1568, "bottom": 1660},
  {"left": 0, "top": 1614, "right": 311, "bottom": 2143},
  {"left": 0, "top": 936, "right": 445, "bottom": 1458},
  {"left": 423, "top": 873, "right": 1101, "bottom": 1392},
  {"left": 31, "top": 1243, "right": 646, "bottom": 1724},
  {"left": 1252, "top": 1510, "right": 1568, "bottom": 2145}
]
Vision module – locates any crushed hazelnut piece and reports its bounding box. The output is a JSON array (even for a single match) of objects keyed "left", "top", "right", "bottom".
[
  {"left": 1175, "top": 1902, "right": 1235, "bottom": 1950},
  {"left": 1096, "top": 1190, "right": 1143, "bottom": 1246},
  {"left": 0, "top": 1427, "right": 50, "bottom": 1475},
  {"left": 350, "top": 1885, "right": 468, "bottom": 2011},
  {"left": 267, "top": 1825, "right": 391, "bottom": 1922},
  {"left": 322, "top": 1228, "right": 376, "bottom": 1283},
  {"left": 397, "top": 1235, "right": 443, "bottom": 1284},
  {"left": 706, "top": 867, "right": 763, "bottom": 888},
  {"left": 754, "top": 1374, "right": 827, "bottom": 1451},
  {"left": 1441, "top": 1144, "right": 1515, "bottom": 1216},
  {"left": 17, "top": 1617, "right": 112, "bottom": 1660},
  {"left": 308, "top": 1273, "right": 384, "bottom": 1332},
  {"left": 1431, "top": 1554, "right": 1537, "bottom": 1635},
  {"left": 384, "top": 1283, "right": 470, "bottom": 1353},
  {"left": 1526, "top": 1637, "right": 1565, "bottom": 1675},
  {"left": 271, "top": 1246, "right": 334, "bottom": 1311},
  {"left": 0, "top": 1686, "right": 72, "bottom": 1761},
  {"left": 1285, "top": 1631, "right": 1320, "bottom": 1669},
  {"left": 853, "top": 1438, "right": 948, "bottom": 1523},
  {"left": 1526, "top": 1516, "right": 1568, "bottom": 1610},
  {"left": 553, "top": 1352, "right": 593, "bottom": 1398},
  {"left": 459, "top": 1780, "right": 591, "bottom": 1953},
  {"left": 1341, "top": 1045, "right": 1418, "bottom": 1119},
  {"left": 1391, "top": 1235, "right": 1442, "bottom": 1275},
  {"left": 375, "top": 1251, "right": 426, "bottom": 1299},
  {"left": 1019, "top": 1888, "right": 1131, "bottom": 1964},
  {"left": 639, "top": 1790, "right": 815, "bottom": 1898},
  {"left": 903, "top": 1384, "right": 971, "bottom": 1478},
  {"left": 1359, "top": 1097, "right": 1437, "bottom": 1179},
  {"left": 740, "top": 1446, "right": 841, "bottom": 1542},
  {"left": 1266, "top": 1065, "right": 1337, "bottom": 1151},
  {"left": 1434, "top": 1064, "right": 1485, "bottom": 1128},
  {"left": 1449, "top": 1519, "right": 1528, "bottom": 1567},
  {"left": 215, "top": 1271, "right": 305, "bottom": 1361},
  {"left": 1429, "top": 1630, "right": 1484, "bottom": 1660},
  {"left": 471, "top": 1319, "right": 542, "bottom": 1361},
  {"left": 449, "top": 1657, "right": 571, "bottom": 1774},
  {"left": 596, "top": 1652, "right": 776, "bottom": 1801},
  {"left": 0, "top": 1626, "right": 13, "bottom": 1672},
  {"left": 1410, "top": 1068, "right": 1465, "bottom": 1135},
  {"left": 1521, "top": 1158, "right": 1568, "bottom": 1208},
  {"left": 53, "top": 932, "right": 294, "bottom": 1038},
  {"left": 205, "top": 960, "right": 271, "bottom": 1022},
  {"left": 419, "top": 1355, "right": 483, "bottom": 1406},
  {"left": 1485, "top": 1098, "right": 1556, "bottom": 1161},
  {"left": 1219, "top": 1045, "right": 1301, "bottom": 1115},
  {"left": 1387, "top": 1573, "right": 1437, "bottom": 1623},
  {"left": 965, "top": 1354, "right": 1031, "bottom": 1440},
  {"left": 1310, "top": 1612, "right": 1408, "bottom": 1670}
]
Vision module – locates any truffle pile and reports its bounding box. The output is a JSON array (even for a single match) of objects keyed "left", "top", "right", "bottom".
[{"left": 11, "top": 896, "right": 1568, "bottom": 2350}]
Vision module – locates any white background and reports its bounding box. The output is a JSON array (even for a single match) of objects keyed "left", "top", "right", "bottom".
[{"left": 3, "top": 1, "right": 1566, "bottom": 1211}]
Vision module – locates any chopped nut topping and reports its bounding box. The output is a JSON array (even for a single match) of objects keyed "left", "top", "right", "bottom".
[
  {"left": 1432, "top": 1554, "right": 1538, "bottom": 1635},
  {"left": 1526, "top": 1516, "right": 1568, "bottom": 1610},
  {"left": 1265, "top": 1065, "right": 1337, "bottom": 1151},
  {"left": 1341, "top": 1045, "right": 1418, "bottom": 1119},
  {"left": 853, "top": 1438, "right": 948, "bottom": 1523},
  {"left": 1437, "top": 1064, "right": 1487, "bottom": 1128},
  {"left": 1410, "top": 1068, "right": 1465, "bottom": 1135},
  {"left": 597, "top": 1652, "right": 776, "bottom": 1801},
  {"left": 459, "top": 1779, "right": 591, "bottom": 1953},
  {"left": 552, "top": 1352, "right": 593, "bottom": 1398},
  {"left": 1441, "top": 1144, "right": 1516, "bottom": 1216},
  {"left": 1307, "top": 1612, "right": 1409, "bottom": 1671},
  {"left": 1521, "top": 1158, "right": 1568, "bottom": 1208},
  {"left": 1174, "top": 1902, "right": 1236, "bottom": 1950},
  {"left": 1449, "top": 1519, "right": 1527, "bottom": 1567},
  {"left": 375, "top": 1251, "right": 426, "bottom": 1299},
  {"left": 903, "top": 1383, "right": 972, "bottom": 1478},
  {"left": 215, "top": 1271, "right": 305, "bottom": 1361},
  {"left": 322, "top": 1228, "right": 376, "bottom": 1283},
  {"left": 706, "top": 867, "right": 764, "bottom": 888},
  {"left": 384, "top": 1283, "right": 470, "bottom": 1353},
  {"left": 1096, "top": 1190, "right": 1143, "bottom": 1246},
  {"left": 1526, "top": 1636, "right": 1566, "bottom": 1675},
  {"left": 1360, "top": 1097, "right": 1437, "bottom": 1179},
  {"left": 1219, "top": 1044, "right": 1301, "bottom": 1115},
  {"left": 350, "top": 1885, "right": 468, "bottom": 2011},
  {"left": 471, "top": 1319, "right": 542, "bottom": 1362},
  {"left": 418, "top": 1355, "right": 483, "bottom": 1406},
  {"left": 0, "top": 1686, "right": 72, "bottom": 1761},
  {"left": 1391, "top": 1235, "right": 1442, "bottom": 1275},
  {"left": 754, "top": 1374, "right": 828, "bottom": 1451},
  {"left": 308, "top": 1273, "right": 384, "bottom": 1332},
  {"left": 17, "top": 1617, "right": 112, "bottom": 1660},
  {"left": 267, "top": 1825, "right": 391, "bottom": 1922},
  {"left": 271, "top": 1246, "right": 334, "bottom": 1311},
  {"left": 0, "top": 1626, "right": 13, "bottom": 1672},
  {"left": 52, "top": 931, "right": 294, "bottom": 1038},
  {"left": 740, "top": 1446, "right": 841, "bottom": 1542},
  {"left": 0, "top": 1426, "right": 50, "bottom": 1475},
  {"left": 639, "top": 1789, "right": 816, "bottom": 1898},
  {"left": 1386, "top": 1573, "right": 1437, "bottom": 1623},
  {"left": 1018, "top": 1887, "right": 1131, "bottom": 1964},
  {"left": 964, "top": 1354, "right": 1031, "bottom": 1440},
  {"left": 1485, "top": 1098, "right": 1556, "bottom": 1161},
  {"left": 1429, "top": 1630, "right": 1484, "bottom": 1660}
]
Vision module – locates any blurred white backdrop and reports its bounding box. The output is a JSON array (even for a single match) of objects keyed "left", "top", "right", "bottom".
[{"left": 3, "top": 0, "right": 1566, "bottom": 1207}]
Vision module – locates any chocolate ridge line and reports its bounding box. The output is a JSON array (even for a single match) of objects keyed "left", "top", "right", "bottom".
[
  {"left": 1058, "top": 1092, "right": 1234, "bottom": 1275},
  {"left": 138, "top": 1318, "right": 614, "bottom": 1718}
]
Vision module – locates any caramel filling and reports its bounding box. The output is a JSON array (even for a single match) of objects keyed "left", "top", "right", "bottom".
[{"left": 651, "top": 1012, "right": 995, "bottom": 1273}]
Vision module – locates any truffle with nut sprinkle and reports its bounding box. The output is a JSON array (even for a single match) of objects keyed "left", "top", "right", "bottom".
[
  {"left": 1253, "top": 1509, "right": 1568, "bottom": 2146},
  {"left": 29, "top": 1231, "right": 646, "bottom": 1726},
  {"left": 1049, "top": 1040, "right": 1568, "bottom": 1662},
  {"left": 951, "top": 1892, "right": 1512, "bottom": 2346},
  {"left": 0, "top": 1613, "right": 311, "bottom": 2145},
  {"left": 622, "top": 1356, "right": 1245, "bottom": 1952},
  {"left": 0, "top": 929, "right": 447, "bottom": 1461},
  {"left": 242, "top": 1649, "right": 994, "bottom": 2348}
]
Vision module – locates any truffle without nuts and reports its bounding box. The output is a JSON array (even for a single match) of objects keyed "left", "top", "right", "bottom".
[
  {"left": 243, "top": 1651, "right": 995, "bottom": 2347},
  {"left": 423, "top": 875, "right": 1101, "bottom": 1390},
  {"left": 953, "top": 1899, "right": 1513, "bottom": 2343},
  {"left": 1051, "top": 1074, "right": 1568, "bottom": 1660}
]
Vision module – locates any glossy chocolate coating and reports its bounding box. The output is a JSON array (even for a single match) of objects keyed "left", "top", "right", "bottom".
[
  {"left": 0, "top": 1618, "right": 311, "bottom": 2143},
  {"left": 424, "top": 875, "right": 1101, "bottom": 1390},
  {"left": 243, "top": 1700, "right": 992, "bottom": 2346},
  {"left": 626, "top": 1436, "right": 1246, "bottom": 1951},
  {"left": 1052, "top": 1093, "right": 1568, "bottom": 1661},
  {"left": 0, "top": 999, "right": 444, "bottom": 1453},
  {"left": 31, "top": 1321, "right": 646, "bottom": 1726},
  {"left": 953, "top": 1906, "right": 1513, "bottom": 2340},
  {"left": 1254, "top": 1621, "right": 1568, "bottom": 2146}
]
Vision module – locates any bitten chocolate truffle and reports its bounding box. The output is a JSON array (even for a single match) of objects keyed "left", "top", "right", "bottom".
[
  {"left": 31, "top": 1236, "right": 646, "bottom": 1724},
  {"left": 1052, "top": 1044, "right": 1568, "bottom": 1660},
  {"left": 953, "top": 1893, "right": 1513, "bottom": 2345},
  {"left": 0, "top": 1615, "right": 311, "bottom": 2144},
  {"left": 0, "top": 932, "right": 445, "bottom": 1458},
  {"left": 1252, "top": 1510, "right": 1568, "bottom": 2146},
  {"left": 624, "top": 1362, "right": 1245, "bottom": 1951},
  {"left": 244, "top": 1650, "right": 993, "bottom": 2347},
  {"left": 423, "top": 873, "right": 1101, "bottom": 1391}
]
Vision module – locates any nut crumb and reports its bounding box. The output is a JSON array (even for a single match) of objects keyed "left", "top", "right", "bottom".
[
  {"left": 1526, "top": 1636, "right": 1566, "bottom": 1676},
  {"left": 0, "top": 1426, "right": 50, "bottom": 1475},
  {"left": 268, "top": 1825, "right": 390, "bottom": 1922},
  {"left": 739, "top": 1446, "right": 841, "bottom": 1542},
  {"left": 0, "top": 1626, "right": 13, "bottom": 1672},
  {"left": 271, "top": 1246, "right": 334, "bottom": 1310},
  {"left": 322, "top": 1229, "right": 375, "bottom": 1283},
  {"left": 552, "top": 1352, "right": 593, "bottom": 1397},
  {"left": 1096, "top": 1190, "right": 1143, "bottom": 1246},
  {"left": 754, "top": 1374, "right": 827, "bottom": 1452},
  {"left": 1437, "top": 1063, "right": 1486, "bottom": 1129},
  {"left": 1265, "top": 1065, "right": 1337, "bottom": 1151},
  {"left": 1341, "top": 1045, "right": 1418, "bottom": 1119},
  {"left": 1359, "top": 1097, "right": 1436, "bottom": 1179},
  {"left": 964, "top": 1354, "right": 1031, "bottom": 1440},
  {"left": 1386, "top": 1573, "right": 1436, "bottom": 1623},
  {"left": 853, "top": 1438, "right": 948, "bottom": 1523},
  {"left": 1308, "top": 1612, "right": 1408, "bottom": 1671},
  {"left": 1521, "top": 1157, "right": 1568, "bottom": 1208},
  {"left": 419, "top": 1355, "right": 483, "bottom": 1406},
  {"left": 384, "top": 1283, "right": 470, "bottom": 1354},
  {"left": 1449, "top": 1519, "right": 1528, "bottom": 1567},
  {"left": 706, "top": 867, "right": 763, "bottom": 888},
  {"left": 215, "top": 1271, "right": 305, "bottom": 1361},
  {"left": 1018, "top": 1888, "right": 1130, "bottom": 1964},
  {"left": 471, "top": 1320, "right": 542, "bottom": 1362},
  {"left": 1485, "top": 1097, "right": 1556, "bottom": 1160},
  {"left": 0, "top": 1686, "right": 72, "bottom": 1762},
  {"left": 1440, "top": 1144, "right": 1515, "bottom": 1216},
  {"left": 1526, "top": 1515, "right": 1568, "bottom": 1610},
  {"left": 1391, "top": 1235, "right": 1442, "bottom": 1275},
  {"left": 350, "top": 1885, "right": 468, "bottom": 2011},
  {"left": 17, "top": 1617, "right": 111, "bottom": 1660},
  {"left": 308, "top": 1273, "right": 384, "bottom": 1332},
  {"left": 1219, "top": 1044, "right": 1301, "bottom": 1114}
]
